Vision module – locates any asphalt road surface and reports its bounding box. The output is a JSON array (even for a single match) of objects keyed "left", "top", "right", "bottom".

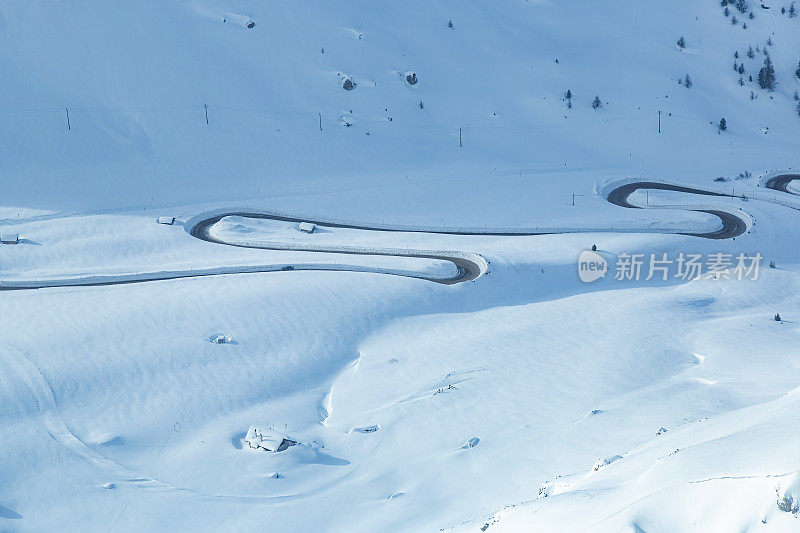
[{"left": 0, "top": 180, "right": 761, "bottom": 290}]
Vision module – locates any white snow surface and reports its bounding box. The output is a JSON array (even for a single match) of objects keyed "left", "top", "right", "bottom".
[{"left": 1, "top": 1, "right": 800, "bottom": 532}]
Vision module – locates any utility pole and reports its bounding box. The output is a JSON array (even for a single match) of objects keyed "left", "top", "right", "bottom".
[
  {"left": 319, "top": 113, "right": 323, "bottom": 132},
  {"left": 459, "top": 126, "right": 462, "bottom": 148},
  {"left": 204, "top": 104, "right": 209, "bottom": 124},
  {"left": 658, "top": 110, "right": 661, "bottom": 134},
  {"left": 66, "top": 108, "right": 71, "bottom": 130}
]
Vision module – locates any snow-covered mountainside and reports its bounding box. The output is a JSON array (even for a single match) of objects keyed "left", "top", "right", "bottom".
[{"left": 1, "top": 1, "right": 799, "bottom": 531}]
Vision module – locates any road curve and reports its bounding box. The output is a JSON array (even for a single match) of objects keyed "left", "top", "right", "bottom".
[
  {"left": 605, "top": 181, "right": 748, "bottom": 239},
  {"left": 1, "top": 181, "right": 756, "bottom": 290},
  {"left": 764, "top": 174, "right": 800, "bottom": 195},
  {"left": 189, "top": 212, "right": 486, "bottom": 285}
]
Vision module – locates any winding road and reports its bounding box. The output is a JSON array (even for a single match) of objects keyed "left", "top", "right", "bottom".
[
  {"left": 764, "top": 173, "right": 800, "bottom": 195},
  {"left": 4, "top": 175, "right": 798, "bottom": 290},
  {"left": 605, "top": 182, "right": 748, "bottom": 239},
  {"left": 189, "top": 212, "right": 487, "bottom": 285}
]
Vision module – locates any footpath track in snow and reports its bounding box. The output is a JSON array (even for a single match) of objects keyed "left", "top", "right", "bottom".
[{"left": 3, "top": 178, "right": 791, "bottom": 291}]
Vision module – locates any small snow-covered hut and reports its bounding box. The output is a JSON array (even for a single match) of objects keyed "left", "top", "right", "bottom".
[
  {"left": 244, "top": 425, "right": 297, "bottom": 452},
  {"left": 298, "top": 222, "right": 316, "bottom": 234}
]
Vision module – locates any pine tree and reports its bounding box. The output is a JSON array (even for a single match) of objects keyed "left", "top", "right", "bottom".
[
  {"left": 565, "top": 89, "right": 573, "bottom": 108},
  {"left": 684, "top": 74, "right": 693, "bottom": 88},
  {"left": 794, "top": 90, "right": 799, "bottom": 101},
  {"left": 739, "top": 64, "right": 745, "bottom": 75},
  {"left": 796, "top": 60, "right": 800, "bottom": 79},
  {"left": 719, "top": 118, "right": 727, "bottom": 131},
  {"left": 677, "top": 36, "right": 686, "bottom": 49},
  {"left": 732, "top": 15, "right": 738, "bottom": 24},
  {"left": 758, "top": 55, "right": 776, "bottom": 90},
  {"left": 724, "top": 6, "right": 730, "bottom": 16},
  {"left": 747, "top": 46, "right": 755, "bottom": 59},
  {"left": 796, "top": 101, "right": 800, "bottom": 117},
  {"left": 736, "top": 0, "right": 748, "bottom": 13},
  {"left": 767, "top": 37, "right": 773, "bottom": 46},
  {"left": 738, "top": 76, "right": 745, "bottom": 86},
  {"left": 790, "top": 2, "right": 797, "bottom": 17},
  {"left": 735, "top": 50, "right": 739, "bottom": 58},
  {"left": 733, "top": 61, "right": 739, "bottom": 72},
  {"left": 592, "top": 95, "right": 602, "bottom": 109}
]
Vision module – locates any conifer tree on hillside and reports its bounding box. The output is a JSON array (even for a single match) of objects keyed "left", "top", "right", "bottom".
[
  {"left": 758, "top": 55, "right": 776, "bottom": 91},
  {"left": 592, "top": 95, "right": 602, "bottom": 109},
  {"left": 677, "top": 36, "right": 686, "bottom": 49}
]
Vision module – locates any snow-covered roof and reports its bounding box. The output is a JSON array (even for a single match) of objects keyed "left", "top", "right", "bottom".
[{"left": 245, "top": 425, "right": 297, "bottom": 452}]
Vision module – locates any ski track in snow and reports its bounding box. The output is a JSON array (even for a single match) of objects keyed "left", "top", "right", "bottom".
[
  {"left": 1, "top": 346, "right": 361, "bottom": 503},
  {"left": 0, "top": 346, "right": 180, "bottom": 492}
]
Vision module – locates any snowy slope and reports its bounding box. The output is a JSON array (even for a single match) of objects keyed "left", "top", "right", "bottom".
[
  {"left": 1, "top": 0, "right": 798, "bottom": 221},
  {"left": 1, "top": 1, "right": 800, "bottom": 532}
]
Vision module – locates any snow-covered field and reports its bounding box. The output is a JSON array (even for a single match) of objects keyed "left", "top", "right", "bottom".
[{"left": 1, "top": 1, "right": 800, "bottom": 531}]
